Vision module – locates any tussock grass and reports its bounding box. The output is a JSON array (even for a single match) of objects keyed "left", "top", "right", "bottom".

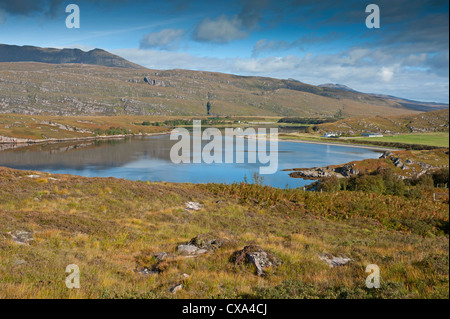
[{"left": 0, "top": 167, "right": 448, "bottom": 299}]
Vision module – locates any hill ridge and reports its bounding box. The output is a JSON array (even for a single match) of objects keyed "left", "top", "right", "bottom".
[{"left": 0, "top": 44, "right": 143, "bottom": 69}]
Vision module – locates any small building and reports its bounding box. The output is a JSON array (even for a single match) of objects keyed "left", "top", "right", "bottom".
[
  {"left": 322, "top": 133, "right": 339, "bottom": 138},
  {"left": 361, "top": 133, "right": 383, "bottom": 138}
]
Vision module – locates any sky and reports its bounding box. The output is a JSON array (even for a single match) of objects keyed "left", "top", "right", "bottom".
[{"left": 0, "top": 0, "right": 448, "bottom": 103}]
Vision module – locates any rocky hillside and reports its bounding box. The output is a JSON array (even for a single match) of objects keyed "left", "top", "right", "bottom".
[
  {"left": 285, "top": 148, "right": 449, "bottom": 180},
  {"left": 0, "top": 45, "right": 447, "bottom": 117},
  {"left": 318, "top": 83, "right": 358, "bottom": 92},
  {"left": 0, "top": 44, "right": 142, "bottom": 69},
  {"left": 313, "top": 109, "right": 449, "bottom": 135}
]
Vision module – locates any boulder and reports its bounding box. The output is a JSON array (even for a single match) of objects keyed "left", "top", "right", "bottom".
[
  {"left": 8, "top": 230, "right": 33, "bottom": 245},
  {"left": 177, "top": 234, "right": 226, "bottom": 256},
  {"left": 154, "top": 252, "right": 168, "bottom": 262},
  {"left": 177, "top": 244, "right": 201, "bottom": 256},
  {"left": 136, "top": 267, "right": 158, "bottom": 276},
  {"left": 170, "top": 284, "right": 183, "bottom": 294},
  {"left": 231, "top": 245, "right": 282, "bottom": 276},
  {"left": 185, "top": 201, "right": 203, "bottom": 211},
  {"left": 394, "top": 158, "right": 403, "bottom": 167},
  {"left": 188, "top": 234, "right": 225, "bottom": 251},
  {"left": 336, "top": 164, "right": 359, "bottom": 177},
  {"left": 318, "top": 253, "right": 351, "bottom": 268}
]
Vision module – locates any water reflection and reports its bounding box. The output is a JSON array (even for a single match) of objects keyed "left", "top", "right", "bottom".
[{"left": 0, "top": 134, "right": 382, "bottom": 189}]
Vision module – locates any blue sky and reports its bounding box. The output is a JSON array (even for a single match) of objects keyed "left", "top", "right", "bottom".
[{"left": 0, "top": 0, "right": 448, "bottom": 103}]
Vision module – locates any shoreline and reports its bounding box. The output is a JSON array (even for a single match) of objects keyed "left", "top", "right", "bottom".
[
  {"left": 247, "top": 134, "right": 399, "bottom": 152},
  {"left": 278, "top": 138, "right": 399, "bottom": 151},
  {"left": 0, "top": 130, "right": 398, "bottom": 152},
  {"left": 0, "top": 131, "right": 170, "bottom": 145}
]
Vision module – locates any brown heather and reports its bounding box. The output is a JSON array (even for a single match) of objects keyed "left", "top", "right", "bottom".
[{"left": 0, "top": 162, "right": 448, "bottom": 299}]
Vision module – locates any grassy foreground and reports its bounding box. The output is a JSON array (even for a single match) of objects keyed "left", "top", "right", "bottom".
[{"left": 0, "top": 167, "right": 448, "bottom": 299}]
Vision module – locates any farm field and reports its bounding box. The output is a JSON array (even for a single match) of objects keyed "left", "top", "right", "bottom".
[{"left": 356, "top": 133, "right": 449, "bottom": 148}]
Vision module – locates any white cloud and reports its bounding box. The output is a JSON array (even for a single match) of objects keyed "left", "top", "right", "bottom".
[
  {"left": 112, "top": 48, "right": 449, "bottom": 103},
  {"left": 140, "top": 28, "right": 186, "bottom": 50},
  {"left": 379, "top": 67, "right": 394, "bottom": 82}
]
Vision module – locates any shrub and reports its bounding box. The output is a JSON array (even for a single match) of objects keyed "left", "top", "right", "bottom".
[
  {"left": 347, "top": 175, "right": 386, "bottom": 194},
  {"left": 432, "top": 168, "right": 449, "bottom": 187},
  {"left": 317, "top": 175, "right": 341, "bottom": 192},
  {"left": 416, "top": 174, "right": 435, "bottom": 190}
]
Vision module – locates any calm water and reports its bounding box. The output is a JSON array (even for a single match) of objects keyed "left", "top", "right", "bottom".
[{"left": 0, "top": 134, "right": 382, "bottom": 188}]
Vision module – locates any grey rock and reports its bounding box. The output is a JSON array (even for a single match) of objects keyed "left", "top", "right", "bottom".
[
  {"left": 13, "top": 259, "right": 26, "bottom": 266},
  {"left": 177, "top": 244, "right": 199, "bottom": 255},
  {"left": 154, "top": 252, "right": 168, "bottom": 262},
  {"left": 336, "top": 164, "right": 360, "bottom": 177},
  {"left": 8, "top": 230, "right": 34, "bottom": 245},
  {"left": 247, "top": 252, "right": 266, "bottom": 276},
  {"left": 394, "top": 158, "right": 403, "bottom": 167},
  {"left": 232, "top": 245, "right": 282, "bottom": 277},
  {"left": 318, "top": 253, "right": 351, "bottom": 268},
  {"left": 170, "top": 284, "right": 183, "bottom": 294},
  {"left": 195, "top": 249, "right": 208, "bottom": 255},
  {"left": 185, "top": 201, "right": 203, "bottom": 211},
  {"left": 136, "top": 267, "right": 158, "bottom": 276},
  {"left": 188, "top": 234, "right": 225, "bottom": 251}
]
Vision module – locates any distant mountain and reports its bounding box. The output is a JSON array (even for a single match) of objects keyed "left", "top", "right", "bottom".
[
  {"left": 318, "top": 83, "right": 448, "bottom": 112},
  {"left": 0, "top": 45, "right": 447, "bottom": 117},
  {"left": 0, "top": 44, "right": 143, "bottom": 69},
  {"left": 318, "top": 83, "right": 359, "bottom": 93}
]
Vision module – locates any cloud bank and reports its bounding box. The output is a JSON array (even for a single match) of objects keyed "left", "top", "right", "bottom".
[
  {"left": 113, "top": 47, "right": 449, "bottom": 103},
  {"left": 140, "top": 28, "right": 186, "bottom": 50}
]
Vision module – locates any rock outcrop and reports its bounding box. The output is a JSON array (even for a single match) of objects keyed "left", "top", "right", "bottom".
[
  {"left": 177, "top": 234, "right": 226, "bottom": 256},
  {"left": 286, "top": 163, "right": 359, "bottom": 180},
  {"left": 231, "top": 245, "right": 282, "bottom": 276},
  {"left": 318, "top": 253, "right": 351, "bottom": 268}
]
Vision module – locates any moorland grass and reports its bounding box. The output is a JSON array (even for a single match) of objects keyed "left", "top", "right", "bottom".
[{"left": 0, "top": 166, "right": 448, "bottom": 299}]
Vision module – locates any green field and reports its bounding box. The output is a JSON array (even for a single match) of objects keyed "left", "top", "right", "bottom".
[{"left": 358, "top": 133, "right": 449, "bottom": 147}]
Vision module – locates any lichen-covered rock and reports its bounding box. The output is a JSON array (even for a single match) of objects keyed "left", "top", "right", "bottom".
[
  {"left": 394, "top": 158, "right": 403, "bottom": 167},
  {"left": 177, "top": 244, "right": 202, "bottom": 256},
  {"left": 177, "top": 234, "right": 227, "bottom": 256},
  {"left": 185, "top": 201, "right": 203, "bottom": 211},
  {"left": 154, "top": 252, "right": 168, "bottom": 262},
  {"left": 318, "top": 253, "right": 351, "bottom": 268},
  {"left": 188, "top": 234, "right": 225, "bottom": 251},
  {"left": 8, "top": 230, "right": 34, "bottom": 245},
  {"left": 170, "top": 284, "right": 183, "bottom": 294},
  {"left": 231, "top": 245, "right": 282, "bottom": 276}
]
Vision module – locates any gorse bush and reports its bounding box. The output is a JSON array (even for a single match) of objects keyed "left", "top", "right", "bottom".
[
  {"left": 432, "top": 168, "right": 449, "bottom": 187},
  {"left": 199, "top": 178, "right": 448, "bottom": 236},
  {"left": 93, "top": 127, "right": 130, "bottom": 136},
  {"left": 310, "top": 167, "right": 445, "bottom": 197}
]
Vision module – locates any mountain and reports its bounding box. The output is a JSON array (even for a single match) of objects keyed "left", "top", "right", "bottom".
[
  {"left": 0, "top": 45, "right": 447, "bottom": 117},
  {"left": 318, "top": 83, "right": 447, "bottom": 112},
  {"left": 0, "top": 44, "right": 143, "bottom": 69},
  {"left": 318, "top": 83, "right": 359, "bottom": 93}
]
